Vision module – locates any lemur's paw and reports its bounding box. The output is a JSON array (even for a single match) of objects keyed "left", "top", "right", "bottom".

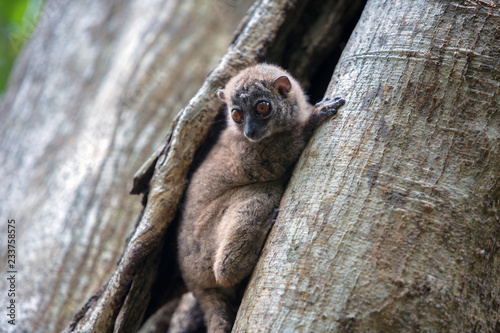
[{"left": 315, "top": 97, "right": 345, "bottom": 115}]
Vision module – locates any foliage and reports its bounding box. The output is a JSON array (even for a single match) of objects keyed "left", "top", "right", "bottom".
[{"left": 0, "top": 0, "right": 41, "bottom": 94}]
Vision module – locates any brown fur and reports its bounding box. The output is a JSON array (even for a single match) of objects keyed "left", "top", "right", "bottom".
[{"left": 177, "top": 64, "right": 344, "bottom": 332}]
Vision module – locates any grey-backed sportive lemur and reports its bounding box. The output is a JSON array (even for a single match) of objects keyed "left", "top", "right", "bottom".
[{"left": 177, "top": 63, "right": 344, "bottom": 332}]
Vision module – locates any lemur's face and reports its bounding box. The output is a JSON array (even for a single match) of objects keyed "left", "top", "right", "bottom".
[{"left": 218, "top": 75, "right": 293, "bottom": 142}]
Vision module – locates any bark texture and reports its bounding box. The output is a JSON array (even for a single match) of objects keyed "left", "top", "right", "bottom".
[
  {"left": 235, "top": 0, "right": 500, "bottom": 331},
  {"left": 0, "top": 0, "right": 252, "bottom": 332}
]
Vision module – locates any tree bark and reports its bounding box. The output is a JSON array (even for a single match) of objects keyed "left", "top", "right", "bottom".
[
  {"left": 0, "top": 1, "right": 253, "bottom": 332},
  {"left": 235, "top": 0, "right": 500, "bottom": 331}
]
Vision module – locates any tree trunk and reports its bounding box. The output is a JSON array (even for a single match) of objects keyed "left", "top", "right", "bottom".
[
  {"left": 235, "top": 0, "right": 500, "bottom": 331},
  {"left": 0, "top": 1, "right": 253, "bottom": 332}
]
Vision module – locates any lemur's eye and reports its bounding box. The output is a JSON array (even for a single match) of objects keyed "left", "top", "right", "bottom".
[
  {"left": 231, "top": 109, "right": 244, "bottom": 124},
  {"left": 255, "top": 101, "right": 271, "bottom": 116}
]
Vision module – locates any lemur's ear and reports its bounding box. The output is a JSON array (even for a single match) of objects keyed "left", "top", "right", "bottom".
[
  {"left": 217, "top": 90, "right": 226, "bottom": 102},
  {"left": 273, "top": 76, "right": 292, "bottom": 96}
]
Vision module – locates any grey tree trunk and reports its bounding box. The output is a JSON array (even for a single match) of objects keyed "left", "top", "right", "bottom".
[
  {"left": 0, "top": 0, "right": 253, "bottom": 332},
  {"left": 235, "top": 0, "right": 500, "bottom": 331}
]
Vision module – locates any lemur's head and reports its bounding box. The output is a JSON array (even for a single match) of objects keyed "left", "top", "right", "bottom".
[{"left": 218, "top": 64, "right": 309, "bottom": 142}]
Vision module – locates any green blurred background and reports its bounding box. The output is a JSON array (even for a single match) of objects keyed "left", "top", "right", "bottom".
[{"left": 0, "top": 0, "right": 42, "bottom": 94}]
